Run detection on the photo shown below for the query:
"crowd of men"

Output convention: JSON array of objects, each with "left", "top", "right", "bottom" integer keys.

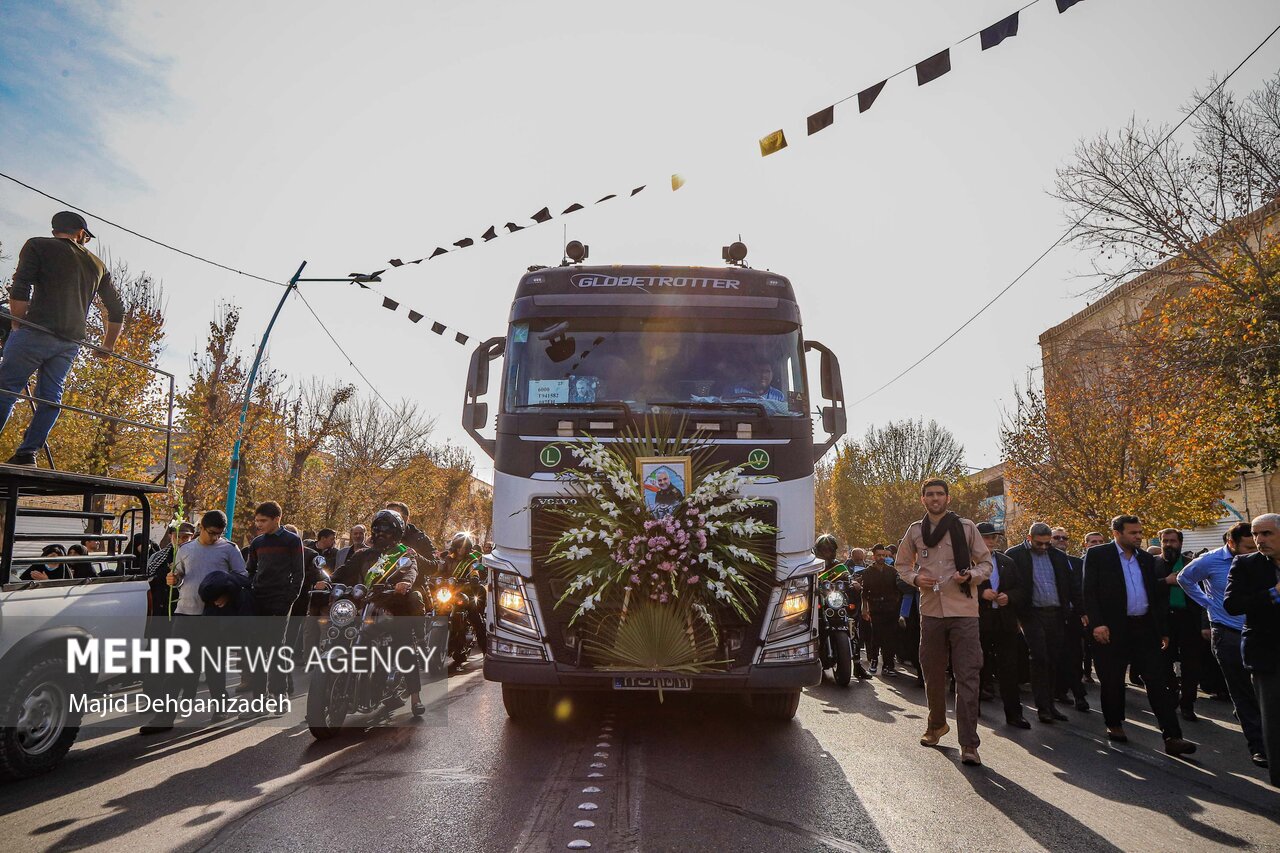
[
  {"left": 826, "top": 478, "right": 1278, "bottom": 782},
  {"left": 134, "top": 498, "right": 487, "bottom": 735}
]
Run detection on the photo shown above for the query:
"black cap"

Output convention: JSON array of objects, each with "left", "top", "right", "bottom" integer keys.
[
  {"left": 976, "top": 521, "right": 998, "bottom": 535},
  {"left": 51, "top": 210, "right": 94, "bottom": 238}
]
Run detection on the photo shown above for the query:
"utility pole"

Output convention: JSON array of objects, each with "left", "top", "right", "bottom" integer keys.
[{"left": 223, "top": 262, "right": 381, "bottom": 538}]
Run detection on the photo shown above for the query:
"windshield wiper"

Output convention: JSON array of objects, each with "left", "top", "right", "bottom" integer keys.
[
  {"left": 515, "top": 401, "right": 634, "bottom": 418},
  {"left": 648, "top": 400, "right": 770, "bottom": 419}
]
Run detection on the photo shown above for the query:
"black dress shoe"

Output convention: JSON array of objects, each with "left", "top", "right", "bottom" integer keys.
[
  {"left": 1006, "top": 716, "right": 1032, "bottom": 729},
  {"left": 1106, "top": 728, "right": 1128, "bottom": 742},
  {"left": 1164, "top": 737, "right": 1197, "bottom": 757},
  {"left": 4, "top": 451, "right": 36, "bottom": 466},
  {"left": 1181, "top": 707, "right": 1198, "bottom": 722},
  {"left": 138, "top": 721, "right": 174, "bottom": 736},
  {"left": 1251, "top": 753, "right": 1269, "bottom": 768},
  {"left": 1051, "top": 709, "right": 1069, "bottom": 722},
  {"left": 1038, "top": 711, "right": 1057, "bottom": 724},
  {"left": 1075, "top": 697, "right": 1090, "bottom": 712},
  {"left": 411, "top": 697, "right": 426, "bottom": 717}
]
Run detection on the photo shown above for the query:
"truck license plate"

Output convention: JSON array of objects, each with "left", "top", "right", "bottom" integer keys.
[{"left": 613, "top": 675, "right": 692, "bottom": 692}]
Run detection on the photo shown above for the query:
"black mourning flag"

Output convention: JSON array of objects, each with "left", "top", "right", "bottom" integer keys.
[
  {"left": 382, "top": 297, "right": 399, "bottom": 311},
  {"left": 480, "top": 225, "right": 498, "bottom": 242},
  {"left": 596, "top": 194, "right": 617, "bottom": 203},
  {"left": 407, "top": 310, "right": 423, "bottom": 323},
  {"left": 980, "top": 12, "right": 1019, "bottom": 50},
  {"left": 857, "top": 80, "right": 886, "bottom": 113},
  {"left": 531, "top": 207, "right": 552, "bottom": 223},
  {"left": 455, "top": 332, "right": 469, "bottom": 345},
  {"left": 916, "top": 49, "right": 951, "bottom": 86},
  {"left": 807, "top": 105, "right": 835, "bottom": 135},
  {"left": 630, "top": 186, "right": 646, "bottom": 196},
  {"left": 1056, "top": 0, "right": 1083, "bottom": 12},
  {"left": 453, "top": 237, "right": 474, "bottom": 249},
  {"left": 429, "top": 247, "right": 449, "bottom": 258},
  {"left": 504, "top": 222, "right": 525, "bottom": 233},
  {"left": 431, "top": 322, "right": 446, "bottom": 335},
  {"left": 562, "top": 203, "right": 584, "bottom": 214},
  {"left": 389, "top": 258, "right": 404, "bottom": 267}
]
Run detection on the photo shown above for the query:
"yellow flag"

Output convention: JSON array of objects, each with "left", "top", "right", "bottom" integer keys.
[
  {"left": 758, "top": 129, "right": 788, "bottom": 157},
  {"left": 671, "top": 174, "right": 686, "bottom": 191}
]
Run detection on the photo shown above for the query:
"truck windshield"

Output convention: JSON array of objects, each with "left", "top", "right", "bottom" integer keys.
[{"left": 504, "top": 319, "right": 806, "bottom": 417}]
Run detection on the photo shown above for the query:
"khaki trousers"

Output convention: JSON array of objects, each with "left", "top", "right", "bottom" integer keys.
[{"left": 920, "top": 615, "right": 983, "bottom": 748}]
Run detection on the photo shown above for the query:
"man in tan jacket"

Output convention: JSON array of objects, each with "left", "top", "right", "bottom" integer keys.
[{"left": 896, "top": 478, "right": 992, "bottom": 766}]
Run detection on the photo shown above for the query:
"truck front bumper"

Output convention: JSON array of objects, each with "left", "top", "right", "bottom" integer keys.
[{"left": 483, "top": 657, "right": 820, "bottom": 692}]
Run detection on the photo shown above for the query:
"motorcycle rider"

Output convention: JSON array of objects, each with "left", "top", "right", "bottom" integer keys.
[
  {"left": 443, "top": 531, "right": 488, "bottom": 655},
  {"left": 814, "top": 534, "right": 870, "bottom": 680},
  {"left": 325, "top": 509, "right": 427, "bottom": 715}
]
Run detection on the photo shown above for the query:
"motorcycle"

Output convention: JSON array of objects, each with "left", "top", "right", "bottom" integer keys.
[
  {"left": 429, "top": 575, "right": 481, "bottom": 667},
  {"left": 817, "top": 578, "right": 855, "bottom": 686},
  {"left": 306, "top": 565, "right": 426, "bottom": 739}
]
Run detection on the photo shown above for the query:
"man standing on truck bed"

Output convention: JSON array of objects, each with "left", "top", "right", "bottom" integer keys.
[{"left": 0, "top": 211, "right": 125, "bottom": 465}]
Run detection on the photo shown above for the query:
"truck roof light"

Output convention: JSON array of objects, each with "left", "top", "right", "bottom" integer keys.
[
  {"left": 722, "top": 241, "right": 748, "bottom": 266},
  {"left": 565, "top": 240, "right": 589, "bottom": 264}
]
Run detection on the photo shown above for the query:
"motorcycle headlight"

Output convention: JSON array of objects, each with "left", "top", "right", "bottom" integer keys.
[
  {"left": 825, "top": 590, "right": 847, "bottom": 609},
  {"left": 435, "top": 587, "right": 453, "bottom": 605},
  {"left": 495, "top": 570, "right": 536, "bottom": 635},
  {"left": 329, "top": 598, "right": 358, "bottom": 628}
]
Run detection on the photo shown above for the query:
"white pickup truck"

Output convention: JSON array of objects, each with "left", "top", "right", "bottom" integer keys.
[
  {"left": 0, "top": 467, "right": 159, "bottom": 781},
  {"left": 0, "top": 575, "right": 150, "bottom": 779}
]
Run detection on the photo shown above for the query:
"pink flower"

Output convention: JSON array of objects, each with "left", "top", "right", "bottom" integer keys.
[
  {"left": 630, "top": 574, "right": 640, "bottom": 584},
  {"left": 687, "top": 575, "right": 700, "bottom": 584},
  {"left": 659, "top": 593, "right": 669, "bottom": 603}
]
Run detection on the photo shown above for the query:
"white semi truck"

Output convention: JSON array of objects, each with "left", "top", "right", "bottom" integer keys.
[{"left": 462, "top": 243, "right": 847, "bottom": 721}]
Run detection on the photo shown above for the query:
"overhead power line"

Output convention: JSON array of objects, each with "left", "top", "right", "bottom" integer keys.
[
  {"left": 849, "top": 20, "right": 1280, "bottom": 407},
  {"left": 0, "top": 170, "right": 287, "bottom": 287}
]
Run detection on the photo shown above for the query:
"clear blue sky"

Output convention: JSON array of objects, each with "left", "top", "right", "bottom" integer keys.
[{"left": 2, "top": 0, "right": 1278, "bottom": 484}]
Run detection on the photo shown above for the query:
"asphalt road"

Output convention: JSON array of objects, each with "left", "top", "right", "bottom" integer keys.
[{"left": 2, "top": 658, "right": 1277, "bottom": 852}]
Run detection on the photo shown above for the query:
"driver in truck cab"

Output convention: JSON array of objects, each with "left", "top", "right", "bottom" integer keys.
[{"left": 324, "top": 509, "right": 427, "bottom": 715}]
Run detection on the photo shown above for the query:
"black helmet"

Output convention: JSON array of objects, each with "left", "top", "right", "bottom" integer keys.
[
  {"left": 448, "top": 531, "right": 476, "bottom": 557},
  {"left": 370, "top": 509, "right": 405, "bottom": 540},
  {"left": 814, "top": 534, "right": 839, "bottom": 560}
]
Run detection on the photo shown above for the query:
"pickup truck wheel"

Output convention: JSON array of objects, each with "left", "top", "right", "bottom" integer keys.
[
  {"left": 750, "top": 689, "right": 801, "bottom": 721},
  {"left": 0, "top": 655, "right": 82, "bottom": 780},
  {"left": 501, "top": 685, "right": 549, "bottom": 722}
]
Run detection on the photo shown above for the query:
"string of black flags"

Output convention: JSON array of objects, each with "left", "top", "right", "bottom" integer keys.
[{"left": 345, "top": 0, "right": 1090, "bottom": 338}]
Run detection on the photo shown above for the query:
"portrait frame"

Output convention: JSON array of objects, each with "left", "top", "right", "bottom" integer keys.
[{"left": 635, "top": 455, "right": 692, "bottom": 518}]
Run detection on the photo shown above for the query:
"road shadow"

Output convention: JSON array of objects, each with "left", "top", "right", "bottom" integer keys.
[
  {"left": 991, "top": 684, "right": 1279, "bottom": 848},
  {"left": 600, "top": 692, "right": 891, "bottom": 852},
  {"left": 957, "top": 762, "right": 1126, "bottom": 853}
]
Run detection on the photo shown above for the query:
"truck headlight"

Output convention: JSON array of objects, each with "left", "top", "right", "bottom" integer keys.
[
  {"left": 767, "top": 576, "right": 813, "bottom": 642},
  {"left": 329, "top": 598, "right": 357, "bottom": 628},
  {"left": 495, "top": 571, "right": 536, "bottom": 634}
]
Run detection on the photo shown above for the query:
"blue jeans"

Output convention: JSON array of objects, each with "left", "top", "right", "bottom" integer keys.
[{"left": 0, "top": 328, "right": 81, "bottom": 454}]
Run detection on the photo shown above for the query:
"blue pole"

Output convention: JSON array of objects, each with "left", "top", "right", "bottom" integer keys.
[{"left": 223, "top": 261, "right": 307, "bottom": 539}]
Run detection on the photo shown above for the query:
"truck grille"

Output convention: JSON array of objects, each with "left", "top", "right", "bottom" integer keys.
[{"left": 529, "top": 495, "right": 777, "bottom": 667}]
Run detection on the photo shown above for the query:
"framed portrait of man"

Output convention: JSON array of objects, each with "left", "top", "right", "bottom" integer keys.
[{"left": 636, "top": 456, "right": 691, "bottom": 519}]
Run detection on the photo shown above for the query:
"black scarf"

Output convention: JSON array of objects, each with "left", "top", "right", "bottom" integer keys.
[{"left": 921, "top": 511, "right": 972, "bottom": 597}]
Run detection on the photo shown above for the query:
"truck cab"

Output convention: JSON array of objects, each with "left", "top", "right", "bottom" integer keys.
[{"left": 463, "top": 245, "right": 846, "bottom": 720}]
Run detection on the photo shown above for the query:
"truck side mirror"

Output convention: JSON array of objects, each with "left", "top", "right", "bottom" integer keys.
[
  {"left": 463, "top": 337, "right": 505, "bottom": 459},
  {"left": 804, "top": 340, "right": 847, "bottom": 461},
  {"left": 467, "top": 402, "right": 489, "bottom": 431}
]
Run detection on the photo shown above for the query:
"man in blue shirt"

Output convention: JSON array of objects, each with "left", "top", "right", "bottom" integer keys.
[
  {"left": 727, "top": 359, "right": 786, "bottom": 403},
  {"left": 1179, "top": 521, "right": 1266, "bottom": 767}
]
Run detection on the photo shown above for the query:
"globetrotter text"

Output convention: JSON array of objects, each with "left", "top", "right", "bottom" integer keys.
[{"left": 65, "top": 638, "right": 433, "bottom": 675}]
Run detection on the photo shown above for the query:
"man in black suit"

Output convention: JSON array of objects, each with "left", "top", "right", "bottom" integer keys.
[
  {"left": 1156, "top": 528, "right": 1204, "bottom": 721},
  {"left": 1052, "top": 526, "right": 1090, "bottom": 711},
  {"left": 1083, "top": 515, "right": 1196, "bottom": 756},
  {"left": 977, "top": 522, "right": 1029, "bottom": 729},
  {"left": 1007, "top": 522, "right": 1081, "bottom": 723},
  {"left": 1224, "top": 513, "right": 1280, "bottom": 786}
]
